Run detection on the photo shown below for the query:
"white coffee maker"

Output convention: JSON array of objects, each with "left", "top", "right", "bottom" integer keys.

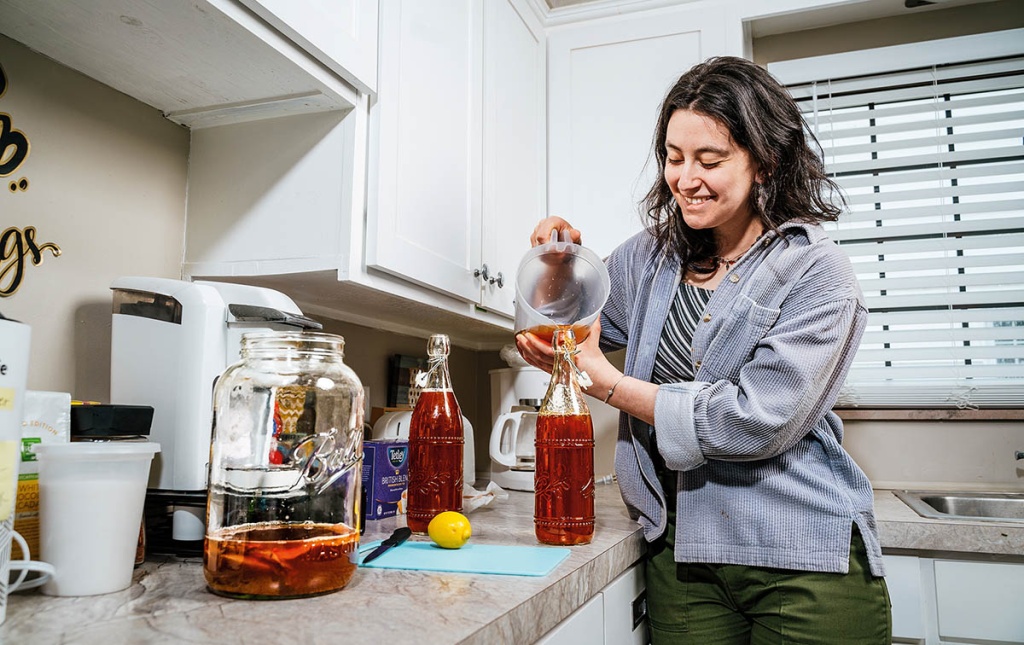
[
  {"left": 489, "top": 362, "right": 550, "bottom": 491},
  {"left": 109, "top": 277, "right": 320, "bottom": 549}
]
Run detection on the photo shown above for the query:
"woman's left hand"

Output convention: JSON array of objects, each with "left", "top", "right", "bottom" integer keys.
[
  {"left": 515, "top": 327, "right": 557, "bottom": 374},
  {"left": 515, "top": 319, "right": 616, "bottom": 387}
]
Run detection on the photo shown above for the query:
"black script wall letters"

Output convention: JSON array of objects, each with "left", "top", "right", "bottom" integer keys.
[{"left": 0, "top": 226, "right": 61, "bottom": 297}]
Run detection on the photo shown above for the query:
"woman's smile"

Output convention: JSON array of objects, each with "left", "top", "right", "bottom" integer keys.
[{"left": 663, "top": 108, "right": 759, "bottom": 233}]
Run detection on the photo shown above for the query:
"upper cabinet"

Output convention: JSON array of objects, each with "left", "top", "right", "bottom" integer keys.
[
  {"left": 238, "top": 0, "right": 379, "bottom": 95},
  {"left": 182, "top": 0, "right": 545, "bottom": 348},
  {"left": 367, "top": 0, "right": 483, "bottom": 304},
  {"left": 366, "top": 0, "right": 545, "bottom": 319},
  {"left": 0, "top": 0, "right": 765, "bottom": 347},
  {"left": 0, "top": 0, "right": 370, "bottom": 127},
  {"left": 479, "top": 0, "right": 546, "bottom": 317},
  {"left": 546, "top": 4, "right": 732, "bottom": 258}
]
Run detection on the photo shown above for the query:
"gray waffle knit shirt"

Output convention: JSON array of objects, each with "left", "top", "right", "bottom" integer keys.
[{"left": 600, "top": 221, "right": 885, "bottom": 576}]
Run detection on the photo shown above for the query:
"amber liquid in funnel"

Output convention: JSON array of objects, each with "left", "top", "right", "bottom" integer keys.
[{"left": 517, "top": 323, "right": 591, "bottom": 344}]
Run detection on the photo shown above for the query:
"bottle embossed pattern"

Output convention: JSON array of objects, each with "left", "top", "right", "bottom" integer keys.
[
  {"left": 204, "top": 331, "right": 364, "bottom": 599},
  {"left": 535, "top": 329, "right": 595, "bottom": 545},
  {"left": 406, "top": 334, "right": 464, "bottom": 534}
]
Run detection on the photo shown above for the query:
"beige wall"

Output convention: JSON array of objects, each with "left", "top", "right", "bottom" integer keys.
[
  {"left": 845, "top": 420, "right": 1024, "bottom": 492},
  {"left": 1, "top": 33, "right": 189, "bottom": 401},
  {"left": 753, "top": 0, "right": 1024, "bottom": 65}
]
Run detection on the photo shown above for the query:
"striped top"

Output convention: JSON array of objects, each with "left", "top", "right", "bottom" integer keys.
[{"left": 651, "top": 283, "right": 713, "bottom": 386}]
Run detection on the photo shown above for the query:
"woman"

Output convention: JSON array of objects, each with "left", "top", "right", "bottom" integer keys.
[{"left": 516, "top": 56, "right": 891, "bottom": 644}]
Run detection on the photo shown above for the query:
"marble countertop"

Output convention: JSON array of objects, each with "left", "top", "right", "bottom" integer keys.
[
  {"left": 1, "top": 484, "right": 645, "bottom": 645},
  {"left": 3, "top": 487, "right": 1021, "bottom": 644},
  {"left": 874, "top": 489, "right": 1024, "bottom": 558}
]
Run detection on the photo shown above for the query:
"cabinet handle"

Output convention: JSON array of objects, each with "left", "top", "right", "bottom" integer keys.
[{"left": 475, "top": 265, "right": 504, "bottom": 288}]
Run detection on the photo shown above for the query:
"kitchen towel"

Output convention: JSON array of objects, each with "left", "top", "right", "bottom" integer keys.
[{"left": 358, "top": 541, "right": 570, "bottom": 577}]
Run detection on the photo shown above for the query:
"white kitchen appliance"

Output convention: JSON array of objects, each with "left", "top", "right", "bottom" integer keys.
[
  {"left": 0, "top": 312, "right": 31, "bottom": 450},
  {"left": 0, "top": 312, "right": 31, "bottom": 626},
  {"left": 489, "top": 403, "right": 539, "bottom": 492},
  {"left": 109, "top": 277, "right": 320, "bottom": 546},
  {"left": 371, "top": 410, "right": 476, "bottom": 486},
  {"left": 489, "top": 366, "right": 550, "bottom": 491}
]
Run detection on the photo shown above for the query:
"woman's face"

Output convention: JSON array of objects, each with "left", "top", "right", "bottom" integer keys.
[{"left": 663, "top": 109, "right": 760, "bottom": 234}]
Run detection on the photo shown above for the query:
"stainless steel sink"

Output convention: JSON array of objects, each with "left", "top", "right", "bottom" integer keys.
[{"left": 895, "top": 490, "right": 1024, "bottom": 523}]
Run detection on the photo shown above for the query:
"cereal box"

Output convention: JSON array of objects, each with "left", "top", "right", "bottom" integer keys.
[{"left": 14, "top": 391, "right": 70, "bottom": 560}]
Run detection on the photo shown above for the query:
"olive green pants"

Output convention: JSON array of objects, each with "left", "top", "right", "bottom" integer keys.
[{"left": 645, "top": 521, "right": 892, "bottom": 645}]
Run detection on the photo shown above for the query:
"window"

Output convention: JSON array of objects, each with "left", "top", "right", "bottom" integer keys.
[{"left": 770, "top": 30, "right": 1024, "bottom": 408}]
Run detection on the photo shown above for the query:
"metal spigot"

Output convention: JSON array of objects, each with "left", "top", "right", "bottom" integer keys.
[{"left": 1016, "top": 450, "right": 1024, "bottom": 461}]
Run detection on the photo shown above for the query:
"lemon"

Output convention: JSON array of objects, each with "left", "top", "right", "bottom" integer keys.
[{"left": 427, "top": 511, "right": 472, "bottom": 549}]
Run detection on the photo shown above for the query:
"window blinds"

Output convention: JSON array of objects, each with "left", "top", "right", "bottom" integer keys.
[{"left": 773, "top": 38, "right": 1024, "bottom": 408}]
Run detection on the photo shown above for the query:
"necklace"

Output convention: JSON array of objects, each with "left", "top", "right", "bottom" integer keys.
[
  {"left": 692, "top": 231, "right": 765, "bottom": 274},
  {"left": 716, "top": 232, "right": 765, "bottom": 268}
]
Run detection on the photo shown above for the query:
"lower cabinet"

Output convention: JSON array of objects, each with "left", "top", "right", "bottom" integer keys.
[
  {"left": 886, "top": 554, "right": 928, "bottom": 643},
  {"left": 537, "top": 593, "right": 605, "bottom": 645},
  {"left": 934, "top": 559, "right": 1024, "bottom": 643},
  {"left": 885, "top": 553, "right": 1024, "bottom": 644},
  {"left": 539, "top": 554, "right": 1024, "bottom": 644},
  {"left": 537, "top": 561, "right": 649, "bottom": 645}
]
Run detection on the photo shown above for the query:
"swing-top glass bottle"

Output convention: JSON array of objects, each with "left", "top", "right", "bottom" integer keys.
[
  {"left": 534, "top": 328, "right": 595, "bottom": 545},
  {"left": 406, "top": 334, "right": 464, "bottom": 533}
]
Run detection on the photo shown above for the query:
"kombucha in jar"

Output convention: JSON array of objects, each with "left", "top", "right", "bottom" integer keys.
[
  {"left": 406, "top": 334, "right": 464, "bottom": 534},
  {"left": 534, "top": 328, "right": 595, "bottom": 546},
  {"left": 204, "top": 331, "right": 365, "bottom": 599}
]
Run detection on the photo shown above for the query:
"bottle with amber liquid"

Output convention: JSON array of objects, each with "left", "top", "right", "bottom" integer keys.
[
  {"left": 406, "top": 334, "right": 464, "bottom": 534},
  {"left": 535, "top": 328, "right": 595, "bottom": 545}
]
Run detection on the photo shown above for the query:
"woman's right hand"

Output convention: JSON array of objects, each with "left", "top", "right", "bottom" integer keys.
[{"left": 530, "top": 216, "right": 582, "bottom": 247}]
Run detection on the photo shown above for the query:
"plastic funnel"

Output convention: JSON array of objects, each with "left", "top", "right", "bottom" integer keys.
[{"left": 514, "top": 232, "right": 610, "bottom": 342}]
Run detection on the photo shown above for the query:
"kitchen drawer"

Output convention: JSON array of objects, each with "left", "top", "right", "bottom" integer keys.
[
  {"left": 934, "top": 559, "right": 1024, "bottom": 643},
  {"left": 536, "top": 592, "right": 604, "bottom": 645},
  {"left": 601, "top": 561, "right": 648, "bottom": 645},
  {"left": 883, "top": 554, "right": 926, "bottom": 642}
]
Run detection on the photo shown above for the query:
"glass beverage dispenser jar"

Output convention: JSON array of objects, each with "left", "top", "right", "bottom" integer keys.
[{"left": 204, "top": 331, "right": 364, "bottom": 599}]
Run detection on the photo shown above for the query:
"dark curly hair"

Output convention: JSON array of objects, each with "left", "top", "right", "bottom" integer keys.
[{"left": 642, "top": 56, "right": 844, "bottom": 269}]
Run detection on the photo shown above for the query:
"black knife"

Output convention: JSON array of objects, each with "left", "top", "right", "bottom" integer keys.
[{"left": 361, "top": 526, "right": 412, "bottom": 564}]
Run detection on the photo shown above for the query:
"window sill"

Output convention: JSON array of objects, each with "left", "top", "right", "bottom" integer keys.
[{"left": 834, "top": 408, "right": 1024, "bottom": 422}]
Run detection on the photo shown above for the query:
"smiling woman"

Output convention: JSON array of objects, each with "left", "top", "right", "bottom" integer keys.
[
  {"left": 516, "top": 56, "right": 891, "bottom": 645},
  {"left": 662, "top": 110, "right": 762, "bottom": 290}
]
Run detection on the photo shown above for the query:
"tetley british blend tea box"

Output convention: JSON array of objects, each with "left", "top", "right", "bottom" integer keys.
[{"left": 362, "top": 439, "right": 408, "bottom": 521}]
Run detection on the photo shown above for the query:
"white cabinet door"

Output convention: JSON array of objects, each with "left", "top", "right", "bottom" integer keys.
[
  {"left": 882, "top": 554, "right": 926, "bottom": 642},
  {"left": 536, "top": 592, "right": 605, "bottom": 645},
  {"left": 185, "top": 108, "right": 359, "bottom": 277},
  {"left": 478, "top": 0, "right": 546, "bottom": 317},
  {"left": 547, "top": 6, "right": 731, "bottom": 259},
  {"left": 239, "top": 0, "right": 380, "bottom": 94},
  {"left": 367, "top": 0, "right": 483, "bottom": 303},
  {"left": 934, "top": 559, "right": 1024, "bottom": 643},
  {"left": 601, "top": 561, "right": 649, "bottom": 645}
]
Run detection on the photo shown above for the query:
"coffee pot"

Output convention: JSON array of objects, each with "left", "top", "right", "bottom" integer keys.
[{"left": 489, "top": 399, "right": 540, "bottom": 491}]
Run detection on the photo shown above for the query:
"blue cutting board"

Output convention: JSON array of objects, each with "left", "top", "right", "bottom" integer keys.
[{"left": 359, "top": 541, "right": 571, "bottom": 577}]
